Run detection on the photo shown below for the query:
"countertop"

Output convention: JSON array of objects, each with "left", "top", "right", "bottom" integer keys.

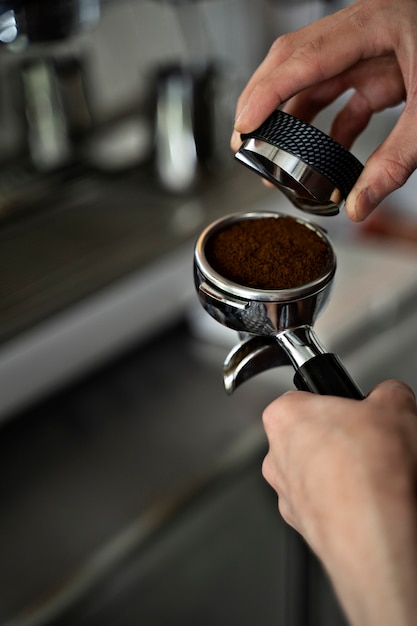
[{"left": 0, "top": 319, "right": 278, "bottom": 626}]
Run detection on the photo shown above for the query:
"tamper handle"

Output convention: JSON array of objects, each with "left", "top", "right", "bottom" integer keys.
[{"left": 293, "top": 353, "right": 365, "bottom": 399}]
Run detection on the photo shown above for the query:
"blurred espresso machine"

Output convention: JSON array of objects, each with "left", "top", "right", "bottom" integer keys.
[
  {"left": 0, "top": 0, "right": 231, "bottom": 184},
  {"left": 0, "top": 0, "right": 101, "bottom": 175},
  {"left": 0, "top": 0, "right": 101, "bottom": 43}
]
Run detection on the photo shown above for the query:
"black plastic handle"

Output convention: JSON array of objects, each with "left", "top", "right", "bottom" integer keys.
[{"left": 293, "top": 353, "right": 364, "bottom": 399}]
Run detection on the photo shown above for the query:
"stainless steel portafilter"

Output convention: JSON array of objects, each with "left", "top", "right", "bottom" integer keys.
[
  {"left": 235, "top": 110, "right": 364, "bottom": 216},
  {"left": 194, "top": 212, "right": 364, "bottom": 399}
]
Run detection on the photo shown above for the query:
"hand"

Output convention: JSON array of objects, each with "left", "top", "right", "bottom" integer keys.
[
  {"left": 262, "top": 379, "right": 417, "bottom": 626},
  {"left": 231, "top": 0, "right": 417, "bottom": 222}
]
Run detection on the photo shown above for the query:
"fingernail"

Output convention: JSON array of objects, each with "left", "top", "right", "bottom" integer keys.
[
  {"left": 355, "top": 188, "right": 378, "bottom": 221},
  {"left": 230, "top": 129, "right": 241, "bottom": 151},
  {"left": 234, "top": 104, "right": 247, "bottom": 130}
]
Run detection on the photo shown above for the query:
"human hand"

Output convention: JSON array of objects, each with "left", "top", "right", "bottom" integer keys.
[
  {"left": 231, "top": 0, "right": 417, "bottom": 222},
  {"left": 262, "top": 379, "right": 417, "bottom": 626}
]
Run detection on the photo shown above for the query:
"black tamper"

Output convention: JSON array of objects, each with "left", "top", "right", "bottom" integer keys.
[{"left": 235, "top": 109, "right": 364, "bottom": 216}]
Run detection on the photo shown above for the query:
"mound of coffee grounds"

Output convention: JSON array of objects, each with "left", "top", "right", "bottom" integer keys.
[{"left": 205, "top": 216, "right": 331, "bottom": 290}]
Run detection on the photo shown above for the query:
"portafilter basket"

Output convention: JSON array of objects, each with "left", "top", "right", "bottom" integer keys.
[
  {"left": 194, "top": 212, "right": 364, "bottom": 399},
  {"left": 235, "top": 110, "right": 364, "bottom": 216}
]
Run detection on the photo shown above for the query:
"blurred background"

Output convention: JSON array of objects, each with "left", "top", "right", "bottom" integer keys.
[{"left": 1, "top": 1, "right": 417, "bottom": 625}]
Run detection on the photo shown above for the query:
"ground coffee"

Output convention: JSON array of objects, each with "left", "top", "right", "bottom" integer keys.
[{"left": 205, "top": 216, "right": 331, "bottom": 290}]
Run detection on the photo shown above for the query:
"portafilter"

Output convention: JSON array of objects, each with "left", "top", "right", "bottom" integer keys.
[{"left": 194, "top": 211, "right": 364, "bottom": 399}]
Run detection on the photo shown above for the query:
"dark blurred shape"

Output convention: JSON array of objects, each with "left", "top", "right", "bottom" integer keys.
[{"left": 0, "top": 0, "right": 100, "bottom": 43}]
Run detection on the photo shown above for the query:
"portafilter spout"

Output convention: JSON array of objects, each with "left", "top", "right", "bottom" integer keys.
[{"left": 194, "top": 212, "right": 364, "bottom": 399}]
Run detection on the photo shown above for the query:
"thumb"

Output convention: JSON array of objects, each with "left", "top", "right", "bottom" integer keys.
[
  {"left": 367, "top": 379, "right": 416, "bottom": 406},
  {"left": 346, "top": 106, "right": 417, "bottom": 221}
]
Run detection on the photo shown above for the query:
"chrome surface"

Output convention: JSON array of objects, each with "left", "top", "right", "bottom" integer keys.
[
  {"left": 155, "top": 69, "right": 198, "bottom": 193},
  {"left": 222, "top": 325, "right": 328, "bottom": 394},
  {"left": 223, "top": 335, "right": 291, "bottom": 394},
  {"left": 195, "top": 211, "right": 336, "bottom": 306},
  {"left": 194, "top": 211, "right": 336, "bottom": 335},
  {"left": 235, "top": 138, "right": 342, "bottom": 216},
  {"left": 277, "top": 325, "right": 327, "bottom": 369}
]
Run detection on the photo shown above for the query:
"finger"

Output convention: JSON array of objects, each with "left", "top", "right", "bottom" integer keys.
[
  {"left": 230, "top": 128, "right": 241, "bottom": 152},
  {"left": 329, "top": 90, "right": 374, "bottom": 149},
  {"left": 234, "top": 4, "right": 384, "bottom": 133},
  {"left": 262, "top": 453, "right": 297, "bottom": 528},
  {"left": 277, "top": 496, "right": 297, "bottom": 529},
  {"left": 234, "top": 7, "right": 349, "bottom": 123},
  {"left": 346, "top": 104, "right": 417, "bottom": 221},
  {"left": 367, "top": 379, "right": 416, "bottom": 406},
  {"left": 282, "top": 79, "right": 347, "bottom": 123},
  {"left": 329, "top": 56, "right": 405, "bottom": 147},
  {"left": 262, "top": 451, "right": 278, "bottom": 490},
  {"left": 285, "top": 56, "right": 404, "bottom": 145},
  {"left": 262, "top": 390, "right": 304, "bottom": 435},
  {"left": 282, "top": 70, "right": 373, "bottom": 131}
]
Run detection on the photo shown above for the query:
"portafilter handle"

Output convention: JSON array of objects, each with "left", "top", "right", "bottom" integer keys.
[
  {"left": 225, "top": 326, "right": 364, "bottom": 400},
  {"left": 293, "top": 352, "right": 364, "bottom": 398},
  {"left": 279, "top": 325, "right": 364, "bottom": 398}
]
